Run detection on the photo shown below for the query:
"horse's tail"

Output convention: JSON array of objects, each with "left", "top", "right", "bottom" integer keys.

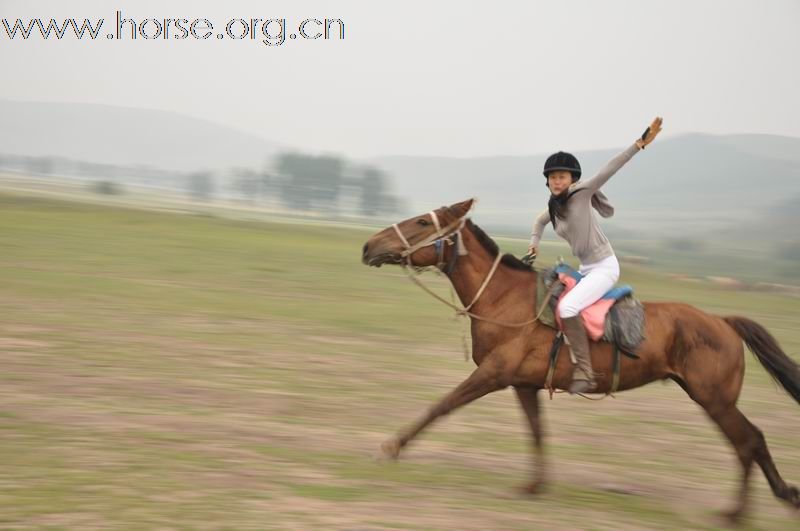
[{"left": 724, "top": 316, "right": 800, "bottom": 405}]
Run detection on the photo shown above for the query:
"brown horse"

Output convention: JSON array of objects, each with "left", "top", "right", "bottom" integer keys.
[{"left": 361, "top": 198, "right": 800, "bottom": 522}]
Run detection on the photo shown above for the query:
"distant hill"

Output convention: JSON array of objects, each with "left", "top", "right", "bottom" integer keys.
[
  {"left": 716, "top": 194, "right": 800, "bottom": 243},
  {"left": 0, "top": 99, "right": 282, "bottom": 172},
  {"left": 368, "top": 133, "right": 800, "bottom": 239},
  {"left": 2, "top": 99, "right": 798, "bottom": 243}
]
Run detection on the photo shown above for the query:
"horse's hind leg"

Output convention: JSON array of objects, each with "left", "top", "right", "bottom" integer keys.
[
  {"left": 702, "top": 405, "right": 762, "bottom": 522},
  {"left": 678, "top": 329, "right": 799, "bottom": 521},
  {"left": 677, "top": 359, "right": 759, "bottom": 520},
  {"left": 747, "top": 418, "right": 800, "bottom": 511},
  {"left": 672, "top": 317, "right": 797, "bottom": 521},
  {"left": 700, "top": 403, "right": 798, "bottom": 521},
  {"left": 513, "top": 386, "right": 546, "bottom": 494}
]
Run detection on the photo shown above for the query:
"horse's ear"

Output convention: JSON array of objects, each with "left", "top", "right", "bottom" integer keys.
[{"left": 449, "top": 198, "right": 476, "bottom": 218}]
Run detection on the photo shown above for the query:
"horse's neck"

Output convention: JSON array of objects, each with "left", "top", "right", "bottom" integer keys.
[{"left": 445, "top": 228, "right": 536, "bottom": 314}]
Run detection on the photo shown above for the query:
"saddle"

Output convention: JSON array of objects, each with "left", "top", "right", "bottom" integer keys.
[
  {"left": 535, "top": 262, "right": 646, "bottom": 397},
  {"left": 536, "top": 262, "right": 646, "bottom": 355}
]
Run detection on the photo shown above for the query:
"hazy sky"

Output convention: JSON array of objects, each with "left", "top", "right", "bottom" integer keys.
[{"left": 1, "top": 0, "right": 798, "bottom": 158}]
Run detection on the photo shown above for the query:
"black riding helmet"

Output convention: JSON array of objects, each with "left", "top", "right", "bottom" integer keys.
[{"left": 543, "top": 151, "right": 581, "bottom": 187}]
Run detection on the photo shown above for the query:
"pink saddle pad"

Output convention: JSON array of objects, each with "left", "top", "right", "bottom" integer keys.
[{"left": 554, "top": 272, "right": 614, "bottom": 341}]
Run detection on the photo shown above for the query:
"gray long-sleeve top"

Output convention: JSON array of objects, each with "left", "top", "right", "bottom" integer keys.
[{"left": 529, "top": 143, "right": 641, "bottom": 264}]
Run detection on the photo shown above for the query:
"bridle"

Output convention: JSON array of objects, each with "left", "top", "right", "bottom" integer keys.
[
  {"left": 392, "top": 209, "right": 469, "bottom": 274},
  {"left": 391, "top": 209, "right": 542, "bottom": 330}
]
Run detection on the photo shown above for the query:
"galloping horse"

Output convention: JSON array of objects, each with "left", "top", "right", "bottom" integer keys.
[{"left": 361, "top": 198, "right": 800, "bottom": 522}]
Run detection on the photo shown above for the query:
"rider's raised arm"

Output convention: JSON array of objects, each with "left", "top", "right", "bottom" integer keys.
[
  {"left": 529, "top": 208, "right": 550, "bottom": 249},
  {"left": 580, "top": 117, "right": 663, "bottom": 192},
  {"left": 578, "top": 143, "right": 640, "bottom": 192}
]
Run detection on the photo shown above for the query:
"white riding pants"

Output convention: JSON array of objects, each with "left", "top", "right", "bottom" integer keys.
[{"left": 558, "top": 254, "right": 620, "bottom": 319}]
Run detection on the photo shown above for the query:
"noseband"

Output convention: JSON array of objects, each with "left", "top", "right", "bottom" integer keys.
[{"left": 391, "top": 210, "right": 468, "bottom": 274}]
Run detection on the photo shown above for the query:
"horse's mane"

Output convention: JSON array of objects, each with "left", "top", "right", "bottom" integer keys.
[{"left": 464, "top": 218, "right": 533, "bottom": 272}]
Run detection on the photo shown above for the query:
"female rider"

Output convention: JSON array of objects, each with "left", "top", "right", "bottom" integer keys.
[{"left": 525, "top": 117, "right": 663, "bottom": 394}]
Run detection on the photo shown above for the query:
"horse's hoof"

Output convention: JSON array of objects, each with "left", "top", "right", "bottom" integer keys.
[
  {"left": 517, "top": 481, "right": 547, "bottom": 496},
  {"left": 786, "top": 485, "right": 800, "bottom": 509},
  {"left": 379, "top": 437, "right": 401, "bottom": 461},
  {"left": 717, "top": 507, "right": 745, "bottom": 527}
]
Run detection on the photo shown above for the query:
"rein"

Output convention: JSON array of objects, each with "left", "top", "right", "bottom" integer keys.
[
  {"left": 394, "top": 210, "right": 544, "bottom": 330},
  {"left": 392, "top": 210, "right": 605, "bottom": 399}
]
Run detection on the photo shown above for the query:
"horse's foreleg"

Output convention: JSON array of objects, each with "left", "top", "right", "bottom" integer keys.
[
  {"left": 381, "top": 364, "right": 505, "bottom": 459},
  {"left": 513, "top": 385, "right": 547, "bottom": 494}
]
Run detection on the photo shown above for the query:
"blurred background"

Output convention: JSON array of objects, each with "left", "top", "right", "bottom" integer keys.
[{"left": 1, "top": 0, "right": 799, "bottom": 528}]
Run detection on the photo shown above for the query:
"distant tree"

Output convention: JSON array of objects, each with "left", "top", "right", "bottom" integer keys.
[
  {"left": 26, "top": 156, "right": 54, "bottom": 176},
  {"left": 355, "top": 165, "right": 403, "bottom": 217},
  {"left": 91, "top": 180, "right": 123, "bottom": 195},
  {"left": 663, "top": 237, "right": 703, "bottom": 253},
  {"left": 188, "top": 171, "right": 214, "bottom": 202},
  {"left": 231, "top": 168, "right": 261, "bottom": 204},
  {"left": 275, "top": 152, "right": 344, "bottom": 211},
  {"left": 382, "top": 194, "right": 403, "bottom": 215},
  {"left": 778, "top": 241, "right": 800, "bottom": 262},
  {"left": 360, "top": 167, "right": 387, "bottom": 216},
  {"left": 275, "top": 153, "right": 309, "bottom": 210},
  {"left": 260, "top": 172, "right": 274, "bottom": 200}
]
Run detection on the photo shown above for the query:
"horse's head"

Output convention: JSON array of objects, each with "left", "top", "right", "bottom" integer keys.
[{"left": 362, "top": 198, "right": 475, "bottom": 268}]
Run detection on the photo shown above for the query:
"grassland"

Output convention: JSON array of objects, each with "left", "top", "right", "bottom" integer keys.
[{"left": 1, "top": 192, "right": 798, "bottom": 529}]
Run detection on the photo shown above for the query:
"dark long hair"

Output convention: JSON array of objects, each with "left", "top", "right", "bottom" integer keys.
[{"left": 547, "top": 189, "right": 585, "bottom": 228}]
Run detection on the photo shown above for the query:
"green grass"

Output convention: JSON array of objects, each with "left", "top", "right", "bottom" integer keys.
[{"left": 0, "top": 191, "right": 798, "bottom": 529}]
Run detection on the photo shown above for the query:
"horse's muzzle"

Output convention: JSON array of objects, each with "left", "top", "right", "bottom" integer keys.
[
  {"left": 362, "top": 242, "right": 400, "bottom": 267},
  {"left": 365, "top": 252, "right": 402, "bottom": 267}
]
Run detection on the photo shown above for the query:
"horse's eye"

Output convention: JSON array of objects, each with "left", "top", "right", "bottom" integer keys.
[{"left": 417, "top": 219, "right": 429, "bottom": 226}]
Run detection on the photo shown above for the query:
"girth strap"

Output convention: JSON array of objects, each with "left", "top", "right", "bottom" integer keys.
[
  {"left": 610, "top": 343, "right": 621, "bottom": 395},
  {"left": 545, "top": 331, "right": 563, "bottom": 399}
]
